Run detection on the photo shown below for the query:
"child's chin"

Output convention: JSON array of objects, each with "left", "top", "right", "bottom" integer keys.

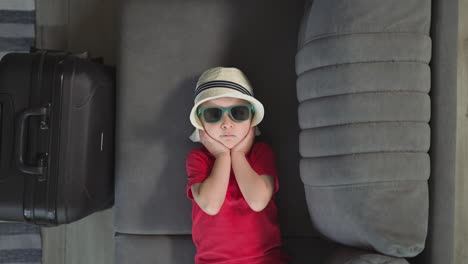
[{"left": 221, "top": 140, "right": 238, "bottom": 149}]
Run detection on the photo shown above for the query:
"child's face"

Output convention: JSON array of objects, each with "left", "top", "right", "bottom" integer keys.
[{"left": 198, "top": 97, "right": 253, "bottom": 149}]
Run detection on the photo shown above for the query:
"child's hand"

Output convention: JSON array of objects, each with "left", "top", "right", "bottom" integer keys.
[
  {"left": 199, "top": 129, "right": 230, "bottom": 158},
  {"left": 231, "top": 127, "right": 255, "bottom": 154}
]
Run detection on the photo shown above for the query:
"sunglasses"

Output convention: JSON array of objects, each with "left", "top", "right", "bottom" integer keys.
[{"left": 197, "top": 104, "right": 255, "bottom": 124}]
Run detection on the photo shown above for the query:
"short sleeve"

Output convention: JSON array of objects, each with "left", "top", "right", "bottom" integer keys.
[
  {"left": 250, "top": 142, "right": 279, "bottom": 194},
  {"left": 186, "top": 149, "right": 212, "bottom": 200}
]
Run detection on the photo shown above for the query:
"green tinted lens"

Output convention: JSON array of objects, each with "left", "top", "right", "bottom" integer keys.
[
  {"left": 230, "top": 105, "right": 251, "bottom": 121},
  {"left": 198, "top": 104, "right": 252, "bottom": 124},
  {"left": 203, "top": 108, "right": 222, "bottom": 123}
]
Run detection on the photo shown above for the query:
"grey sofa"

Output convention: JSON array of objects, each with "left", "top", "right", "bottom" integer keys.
[{"left": 113, "top": 0, "right": 459, "bottom": 263}]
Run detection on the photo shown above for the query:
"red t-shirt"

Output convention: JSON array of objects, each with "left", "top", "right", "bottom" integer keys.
[{"left": 186, "top": 141, "right": 292, "bottom": 264}]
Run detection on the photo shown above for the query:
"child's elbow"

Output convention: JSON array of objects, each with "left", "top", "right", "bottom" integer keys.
[
  {"left": 249, "top": 191, "right": 272, "bottom": 212},
  {"left": 203, "top": 205, "right": 220, "bottom": 216},
  {"left": 196, "top": 197, "right": 221, "bottom": 215},
  {"left": 249, "top": 201, "right": 268, "bottom": 212}
]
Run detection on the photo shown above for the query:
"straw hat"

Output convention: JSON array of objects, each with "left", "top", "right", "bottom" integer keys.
[{"left": 189, "top": 67, "right": 264, "bottom": 142}]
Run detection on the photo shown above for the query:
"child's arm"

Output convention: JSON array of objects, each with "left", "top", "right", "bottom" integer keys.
[
  {"left": 192, "top": 152, "right": 231, "bottom": 216},
  {"left": 231, "top": 127, "right": 274, "bottom": 212},
  {"left": 192, "top": 130, "right": 231, "bottom": 216},
  {"left": 231, "top": 152, "right": 274, "bottom": 212}
]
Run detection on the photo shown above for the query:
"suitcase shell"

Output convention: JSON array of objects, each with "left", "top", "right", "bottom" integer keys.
[{"left": 0, "top": 50, "right": 115, "bottom": 226}]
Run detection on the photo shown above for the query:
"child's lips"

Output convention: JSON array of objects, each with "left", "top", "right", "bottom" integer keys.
[{"left": 221, "top": 134, "right": 236, "bottom": 138}]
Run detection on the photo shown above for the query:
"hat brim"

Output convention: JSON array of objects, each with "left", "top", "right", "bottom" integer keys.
[{"left": 189, "top": 88, "right": 265, "bottom": 131}]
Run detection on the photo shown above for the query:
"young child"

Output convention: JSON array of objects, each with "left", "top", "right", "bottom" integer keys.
[{"left": 186, "top": 67, "right": 292, "bottom": 264}]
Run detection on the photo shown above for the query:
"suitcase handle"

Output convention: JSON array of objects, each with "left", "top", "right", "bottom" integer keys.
[{"left": 16, "top": 107, "right": 48, "bottom": 175}]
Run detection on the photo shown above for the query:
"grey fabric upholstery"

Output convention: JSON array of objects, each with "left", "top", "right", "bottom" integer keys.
[
  {"left": 304, "top": 181, "right": 428, "bottom": 256},
  {"left": 112, "top": 0, "right": 444, "bottom": 263},
  {"left": 296, "top": 0, "right": 431, "bottom": 258},
  {"left": 298, "top": 0, "right": 430, "bottom": 43},
  {"left": 300, "top": 123, "right": 430, "bottom": 157},
  {"left": 300, "top": 153, "right": 429, "bottom": 187},
  {"left": 296, "top": 33, "right": 431, "bottom": 73},
  {"left": 114, "top": 0, "right": 342, "bottom": 263},
  {"left": 298, "top": 93, "right": 430, "bottom": 129},
  {"left": 115, "top": 234, "right": 339, "bottom": 264},
  {"left": 413, "top": 0, "right": 459, "bottom": 263},
  {"left": 296, "top": 62, "right": 430, "bottom": 101},
  {"left": 324, "top": 245, "right": 410, "bottom": 264},
  {"left": 114, "top": 0, "right": 311, "bottom": 237},
  {"left": 115, "top": 235, "right": 196, "bottom": 264},
  {"left": 114, "top": 234, "right": 411, "bottom": 264}
]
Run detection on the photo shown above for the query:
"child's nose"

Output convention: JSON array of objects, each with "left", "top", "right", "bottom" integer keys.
[{"left": 221, "top": 112, "right": 234, "bottom": 128}]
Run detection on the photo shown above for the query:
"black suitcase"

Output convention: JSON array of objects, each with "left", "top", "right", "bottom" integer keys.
[{"left": 0, "top": 49, "right": 115, "bottom": 226}]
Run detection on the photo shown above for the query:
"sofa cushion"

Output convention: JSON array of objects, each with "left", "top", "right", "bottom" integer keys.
[
  {"left": 296, "top": 62, "right": 430, "bottom": 102},
  {"left": 296, "top": 33, "right": 431, "bottom": 74},
  {"left": 298, "top": 92, "right": 430, "bottom": 129},
  {"left": 300, "top": 122, "right": 430, "bottom": 158},
  {"left": 296, "top": 0, "right": 431, "bottom": 258},
  {"left": 298, "top": 0, "right": 430, "bottom": 46},
  {"left": 324, "top": 245, "right": 410, "bottom": 264},
  {"left": 114, "top": 0, "right": 316, "bottom": 239},
  {"left": 115, "top": 234, "right": 339, "bottom": 264}
]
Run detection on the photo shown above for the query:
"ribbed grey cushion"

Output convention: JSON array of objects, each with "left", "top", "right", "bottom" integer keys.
[
  {"left": 305, "top": 181, "right": 428, "bottom": 256},
  {"left": 298, "top": 93, "right": 430, "bottom": 129},
  {"left": 296, "top": 0, "right": 431, "bottom": 258},
  {"left": 324, "top": 245, "right": 410, "bottom": 264},
  {"left": 296, "top": 62, "right": 430, "bottom": 101},
  {"left": 296, "top": 33, "right": 431, "bottom": 74},
  {"left": 300, "top": 122, "right": 430, "bottom": 158},
  {"left": 299, "top": 0, "right": 430, "bottom": 46},
  {"left": 300, "top": 153, "right": 430, "bottom": 187}
]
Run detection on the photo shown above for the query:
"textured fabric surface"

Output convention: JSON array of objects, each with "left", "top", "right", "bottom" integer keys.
[
  {"left": 324, "top": 245, "right": 410, "bottom": 264},
  {"left": 0, "top": 1, "right": 40, "bottom": 263},
  {"left": 300, "top": 152, "right": 430, "bottom": 187},
  {"left": 305, "top": 182, "right": 428, "bottom": 257},
  {"left": 298, "top": 92, "right": 430, "bottom": 129},
  {"left": 0, "top": 222, "right": 41, "bottom": 263},
  {"left": 300, "top": 122, "right": 430, "bottom": 158},
  {"left": 296, "top": 33, "right": 431, "bottom": 74},
  {"left": 0, "top": 0, "right": 35, "bottom": 60},
  {"left": 296, "top": 0, "right": 431, "bottom": 258},
  {"left": 114, "top": 234, "right": 340, "bottom": 264},
  {"left": 413, "top": 0, "right": 459, "bottom": 263},
  {"left": 115, "top": 0, "right": 436, "bottom": 262},
  {"left": 298, "top": 0, "right": 430, "bottom": 45},
  {"left": 114, "top": 0, "right": 313, "bottom": 239},
  {"left": 296, "top": 62, "right": 430, "bottom": 101}
]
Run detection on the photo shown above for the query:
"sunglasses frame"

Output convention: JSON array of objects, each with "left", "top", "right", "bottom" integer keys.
[{"left": 197, "top": 104, "right": 255, "bottom": 124}]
